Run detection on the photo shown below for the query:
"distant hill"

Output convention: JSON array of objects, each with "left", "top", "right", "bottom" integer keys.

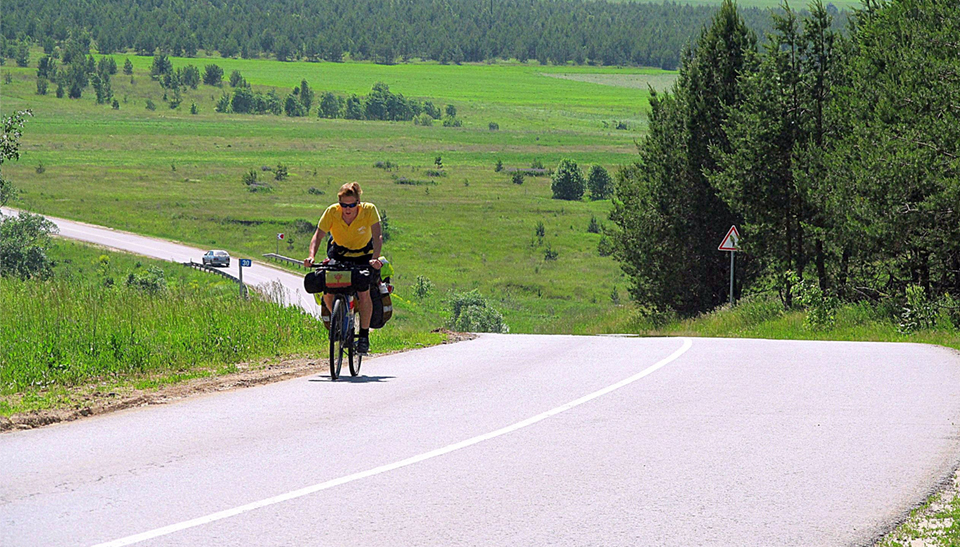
[{"left": 3, "top": 0, "right": 847, "bottom": 69}]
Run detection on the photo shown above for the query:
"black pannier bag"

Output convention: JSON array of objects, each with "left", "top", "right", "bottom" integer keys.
[{"left": 303, "top": 266, "right": 360, "bottom": 295}]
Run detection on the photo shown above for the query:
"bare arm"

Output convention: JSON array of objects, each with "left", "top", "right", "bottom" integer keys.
[
  {"left": 369, "top": 222, "right": 383, "bottom": 269},
  {"left": 304, "top": 227, "right": 327, "bottom": 267}
]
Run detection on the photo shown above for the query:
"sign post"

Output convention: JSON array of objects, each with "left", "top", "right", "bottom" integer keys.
[
  {"left": 239, "top": 258, "right": 252, "bottom": 298},
  {"left": 718, "top": 226, "right": 741, "bottom": 306},
  {"left": 276, "top": 233, "right": 284, "bottom": 255}
]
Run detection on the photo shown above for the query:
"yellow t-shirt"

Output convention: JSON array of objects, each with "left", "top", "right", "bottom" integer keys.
[{"left": 318, "top": 202, "right": 381, "bottom": 254}]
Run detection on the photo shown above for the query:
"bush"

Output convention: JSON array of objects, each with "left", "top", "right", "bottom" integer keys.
[
  {"left": 274, "top": 163, "right": 288, "bottom": 181},
  {"left": 0, "top": 211, "right": 58, "bottom": 280},
  {"left": 36, "top": 77, "right": 48, "bottom": 95},
  {"left": 488, "top": 122, "right": 499, "bottom": 131},
  {"left": 447, "top": 290, "right": 509, "bottom": 333},
  {"left": 796, "top": 280, "right": 839, "bottom": 330},
  {"left": 414, "top": 275, "right": 433, "bottom": 299},
  {"left": 441, "top": 115, "right": 462, "bottom": 127},
  {"left": 544, "top": 245, "right": 558, "bottom": 261},
  {"left": 413, "top": 112, "right": 434, "bottom": 126},
  {"left": 190, "top": 102, "right": 199, "bottom": 115},
  {"left": 145, "top": 99, "right": 156, "bottom": 111},
  {"left": 587, "top": 215, "right": 600, "bottom": 233},
  {"left": 494, "top": 159, "right": 503, "bottom": 172},
  {"left": 512, "top": 172, "right": 525, "bottom": 185},
  {"left": 425, "top": 169, "right": 446, "bottom": 177},
  {"left": 587, "top": 164, "right": 613, "bottom": 200},
  {"left": 551, "top": 159, "right": 585, "bottom": 200},
  {"left": 374, "top": 160, "right": 397, "bottom": 170},
  {"left": 126, "top": 266, "right": 167, "bottom": 294},
  {"left": 899, "top": 285, "right": 938, "bottom": 333},
  {"left": 307, "top": 186, "right": 324, "bottom": 195}
]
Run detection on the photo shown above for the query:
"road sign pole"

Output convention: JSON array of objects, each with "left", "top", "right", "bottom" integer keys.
[
  {"left": 239, "top": 260, "right": 244, "bottom": 298},
  {"left": 729, "top": 251, "right": 735, "bottom": 306}
]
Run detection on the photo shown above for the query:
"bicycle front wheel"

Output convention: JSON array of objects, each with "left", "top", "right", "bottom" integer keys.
[
  {"left": 329, "top": 297, "right": 345, "bottom": 380},
  {"left": 349, "top": 313, "right": 362, "bottom": 377}
]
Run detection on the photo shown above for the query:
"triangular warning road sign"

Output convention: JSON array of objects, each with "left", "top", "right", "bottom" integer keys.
[{"left": 718, "top": 225, "right": 740, "bottom": 251}]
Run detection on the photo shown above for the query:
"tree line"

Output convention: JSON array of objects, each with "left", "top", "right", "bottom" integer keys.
[
  {"left": 1, "top": 0, "right": 847, "bottom": 70},
  {"left": 610, "top": 0, "right": 960, "bottom": 327}
]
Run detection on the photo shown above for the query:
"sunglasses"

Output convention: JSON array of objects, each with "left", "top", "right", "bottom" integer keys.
[{"left": 339, "top": 201, "right": 359, "bottom": 209}]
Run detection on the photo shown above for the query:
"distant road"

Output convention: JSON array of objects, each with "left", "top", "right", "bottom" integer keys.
[{"left": 0, "top": 207, "right": 320, "bottom": 316}]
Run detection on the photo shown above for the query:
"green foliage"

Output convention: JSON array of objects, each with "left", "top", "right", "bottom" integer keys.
[
  {"left": 0, "top": 211, "right": 58, "bottom": 280},
  {"left": 551, "top": 158, "right": 585, "bottom": 200},
  {"left": 587, "top": 164, "right": 612, "bottom": 200},
  {"left": 229, "top": 69, "right": 244, "bottom": 87},
  {"left": 126, "top": 266, "right": 167, "bottom": 294},
  {"left": 36, "top": 77, "right": 49, "bottom": 96},
  {"left": 587, "top": 215, "right": 600, "bottom": 234},
  {"left": 494, "top": 159, "right": 503, "bottom": 172},
  {"left": 15, "top": 42, "right": 29, "bottom": 67},
  {"left": 795, "top": 276, "right": 839, "bottom": 330},
  {"left": 488, "top": 122, "right": 499, "bottom": 131},
  {"left": 414, "top": 275, "right": 433, "bottom": 299},
  {"left": 203, "top": 64, "right": 223, "bottom": 86},
  {"left": 274, "top": 163, "right": 288, "bottom": 181},
  {"left": 123, "top": 58, "right": 133, "bottom": 75},
  {"left": 150, "top": 54, "right": 172, "bottom": 80},
  {"left": 511, "top": 171, "right": 525, "bottom": 185},
  {"left": 610, "top": 0, "right": 755, "bottom": 316},
  {"left": 447, "top": 290, "right": 509, "bottom": 333},
  {"left": 899, "top": 285, "right": 938, "bottom": 334},
  {"left": 0, "top": 110, "right": 32, "bottom": 207}
]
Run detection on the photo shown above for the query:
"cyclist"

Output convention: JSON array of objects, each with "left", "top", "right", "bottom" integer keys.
[{"left": 304, "top": 182, "right": 383, "bottom": 354}]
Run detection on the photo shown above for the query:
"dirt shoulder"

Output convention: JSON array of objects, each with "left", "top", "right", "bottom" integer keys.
[{"left": 1, "top": 330, "right": 475, "bottom": 433}]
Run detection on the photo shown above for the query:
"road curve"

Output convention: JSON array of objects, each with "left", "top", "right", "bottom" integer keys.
[
  {"left": 3, "top": 335, "right": 960, "bottom": 546},
  {"left": 0, "top": 207, "right": 319, "bottom": 316}
]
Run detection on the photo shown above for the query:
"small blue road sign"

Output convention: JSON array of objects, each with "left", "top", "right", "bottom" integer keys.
[{"left": 240, "top": 259, "right": 252, "bottom": 268}]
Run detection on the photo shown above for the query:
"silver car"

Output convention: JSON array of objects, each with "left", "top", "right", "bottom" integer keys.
[{"left": 202, "top": 250, "right": 230, "bottom": 267}]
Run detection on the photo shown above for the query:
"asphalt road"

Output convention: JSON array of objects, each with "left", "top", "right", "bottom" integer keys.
[
  {"left": 3, "top": 335, "right": 960, "bottom": 546},
  {"left": 4, "top": 210, "right": 960, "bottom": 545}
]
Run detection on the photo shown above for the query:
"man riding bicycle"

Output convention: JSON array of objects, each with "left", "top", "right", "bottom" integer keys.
[{"left": 304, "top": 182, "right": 383, "bottom": 354}]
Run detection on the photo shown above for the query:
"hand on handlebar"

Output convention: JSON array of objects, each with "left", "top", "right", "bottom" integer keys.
[
  {"left": 304, "top": 257, "right": 331, "bottom": 268},
  {"left": 369, "top": 258, "right": 382, "bottom": 270}
]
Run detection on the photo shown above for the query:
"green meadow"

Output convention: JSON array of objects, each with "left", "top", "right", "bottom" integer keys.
[
  {"left": 2, "top": 55, "right": 672, "bottom": 333},
  {"left": 617, "top": 0, "right": 863, "bottom": 8}
]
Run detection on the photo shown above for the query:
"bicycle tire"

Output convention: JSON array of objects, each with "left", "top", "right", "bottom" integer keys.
[
  {"left": 349, "top": 309, "right": 362, "bottom": 376},
  {"left": 329, "top": 297, "right": 345, "bottom": 380}
]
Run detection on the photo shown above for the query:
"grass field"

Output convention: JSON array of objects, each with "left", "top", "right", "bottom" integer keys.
[
  {"left": 1, "top": 55, "right": 671, "bottom": 333},
  {"left": 0, "top": 238, "right": 443, "bottom": 415}
]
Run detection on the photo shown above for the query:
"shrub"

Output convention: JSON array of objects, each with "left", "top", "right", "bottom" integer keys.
[
  {"left": 512, "top": 172, "right": 525, "bottom": 185},
  {"left": 307, "top": 186, "right": 324, "bottom": 195},
  {"left": 425, "top": 169, "right": 446, "bottom": 177},
  {"left": 112, "top": 98, "right": 120, "bottom": 109},
  {"left": 190, "top": 102, "right": 199, "bottom": 115},
  {"left": 36, "top": 161, "right": 45, "bottom": 174},
  {"left": 274, "top": 163, "right": 288, "bottom": 181},
  {"left": 447, "top": 290, "right": 509, "bottom": 333},
  {"left": 587, "top": 215, "right": 601, "bottom": 233},
  {"left": 379, "top": 208, "right": 392, "bottom": 241},
  {"left": 796, "top": 280, "right": 839, "bottom": 330},
  {"left": 145, "top": 99, "right": 156, "bottom": 111},
  {"left": 374, "top": 160, "right": 397, "bottom": 170},
  {"left": 229, "top": 70, "right": 244, "bottom": 87},
  {"left": 126, "top": 266, "right": 167, "bottom": 294},
  {"left": 242, "top": 169, "right": 259, "bottom": 186},
  {"left": 544, "top": 245, "right": 558, "bottom": 261},
  {"left": 36, "top": 77, "right": 48, "bottom": 95},
  {"left": 414, "top": 275, "right": 433, "bottom": 299},
  {"left": 0, "top": 212, "right": 58, "bottom": 280},
  {"left": 531, "top": 159, "right": 545, "bottom": 170},
  {"left": 551, "top": 159, "right": 585, "bottom": 200},
  {"left": 535, "top": 221, "right": 545, "bottom": 240},
  {"left": 293, "top": 219, "right": 315, "bottom": 234},
  {"left": 488, "top": 122, "right": 499, "bottom": 131},
  {"left": 494, "top": 159, "right": 503, "bottom": 172},
  {"left": 413, "top": 112, "right": 434, "bottom": 126},
  {"left": 441, "top": 115, "right": 461, "bottom": 127},
  {"left": 587, "top": 164, "right": 613, "bottom": 200},
  {"left": 598, "top": 233, "right": 613, "bottom": 257},
  {"left": 899, "top": 285, "right": 938, "bottom": 333}
]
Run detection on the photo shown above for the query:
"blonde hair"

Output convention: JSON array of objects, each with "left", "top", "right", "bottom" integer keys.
[{"left": 338, "top": 182, "right": 362, "bottom": 201}]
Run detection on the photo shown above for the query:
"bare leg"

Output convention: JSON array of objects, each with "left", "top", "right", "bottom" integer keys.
[{"left": 357, "top": 289, "right": 372, "bottom": 330}]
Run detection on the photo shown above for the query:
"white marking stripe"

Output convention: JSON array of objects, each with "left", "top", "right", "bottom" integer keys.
[{"left": 91, "top": 337, "right": 693, "bottom": 547}]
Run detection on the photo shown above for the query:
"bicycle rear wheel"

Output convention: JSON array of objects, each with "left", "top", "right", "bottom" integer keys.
[{"left": 329, "top": 297, "right": 345, "bottom": 380}]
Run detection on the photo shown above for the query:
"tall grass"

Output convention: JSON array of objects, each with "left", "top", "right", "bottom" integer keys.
[{"left": 0, "top": 276, "right": 325, "bottom": 393}]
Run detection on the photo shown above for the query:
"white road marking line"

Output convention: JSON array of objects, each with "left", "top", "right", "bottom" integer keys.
[{"left": 91, "top": 337, "right": 693, "bottom": 547}]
